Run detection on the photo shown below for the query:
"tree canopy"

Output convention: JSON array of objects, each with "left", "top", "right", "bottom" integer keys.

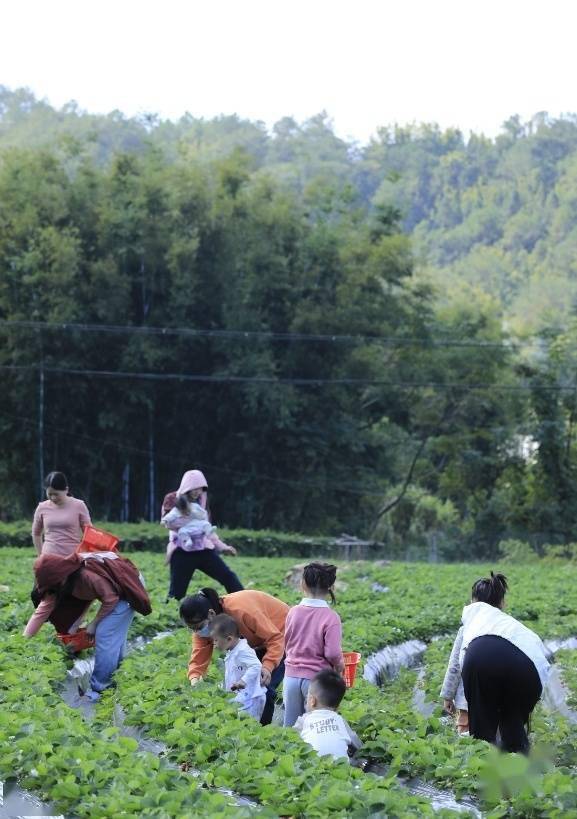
[{"left": 1, "top": 87, "right": 576, "bottom": 557}]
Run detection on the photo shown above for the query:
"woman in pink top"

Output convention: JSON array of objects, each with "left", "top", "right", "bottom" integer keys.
[
  {"left": 283, "top": 562, "right": 345, "bottom": 727},
  {"left": 32, "top": 471, "right": 91, "bottom": 556}
]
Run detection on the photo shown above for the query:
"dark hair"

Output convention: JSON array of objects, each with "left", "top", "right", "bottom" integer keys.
[
  {"left": 472, "top": 571, "right": 508, "bottom": 608},
  {"left": 175, "top": 494, "right": 189, "bottom": 514},
  {"left": 44, "top": 471, "right": 68, "bottom": 491},
  {"left": 302, "top": 562, "right": 338, "bottom": 604},
  {"left": 210, "top": 613, "right": 239, "bottom": 639},
  {"left": 310, "top": 669, "right": 346, "bottom": 709},
  {"left": 179, "top": 588, "right": 223, "bottom": 623}
]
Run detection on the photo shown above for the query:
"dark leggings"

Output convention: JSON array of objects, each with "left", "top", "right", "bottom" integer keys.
[
  {"left": 168, "top": 548, "right": 243, "bottom": 600},
  {"left": 256, "top": 651, "right": 285, "bottom": 726},
  {"left": 462, "top": 635, "right": 542, "bottom": 754}
]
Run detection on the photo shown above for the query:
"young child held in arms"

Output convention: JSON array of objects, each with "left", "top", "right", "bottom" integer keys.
[
  {"left": 294, "top": 670, "right": 361, "bottom": 760},
  {"left": 283, "top": 562, "right": 345, "bottom": 727},
  {"left": 210, "top": 613, "right": 267, "bottom": 720},
  {"left": 161, "top": 493, "right": 215, "bottom": 551}
]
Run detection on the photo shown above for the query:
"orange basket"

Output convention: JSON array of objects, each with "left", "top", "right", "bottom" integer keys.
[
  {"left": 78, "top": 525, "right": 120, "bottom": 553},
  {"left": 57, "top": 628, "right": 95, "bottom": 652},
  {"left": 343, "top": 651, "right": 362, "bottom": 688}
]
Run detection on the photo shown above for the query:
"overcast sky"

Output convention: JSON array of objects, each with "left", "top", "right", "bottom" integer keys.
[{"left": 1, "top": 0, "right": 575, "bottom": 143}]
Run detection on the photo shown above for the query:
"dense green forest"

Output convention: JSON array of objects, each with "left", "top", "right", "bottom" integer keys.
[{"left": 1, "top": 86, "right": 577, "bottom": 557}]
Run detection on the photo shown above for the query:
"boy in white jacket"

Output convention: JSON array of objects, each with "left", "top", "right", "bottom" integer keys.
[{"left": 210, "top": 614, "right": 267, "bottom": 720}]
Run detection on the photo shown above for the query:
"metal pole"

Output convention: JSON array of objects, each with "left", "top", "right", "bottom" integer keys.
[
  {"left": 38, "top": 366, "right": 45, "bottom": 497},
  {"left": 148, "top": 406, "right": 156, "bottom": 521}
]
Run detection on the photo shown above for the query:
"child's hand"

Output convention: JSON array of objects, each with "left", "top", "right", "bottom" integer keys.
[
  {"left": 190, "top": 676, "right": 203, "bottom": 687},
  {"left": 220, "top": 545, "right": 237, "bottom": 556},
  {"left": 230, "top": 680, "right": 246, "bottom": 691},
  {"left": 443, "top": 698, "right": 455, "bottom": 715}
]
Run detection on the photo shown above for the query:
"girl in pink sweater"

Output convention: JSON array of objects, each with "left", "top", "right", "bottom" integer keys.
[{"left": 283, "top": 562, "right": 345, "bottom": 727}]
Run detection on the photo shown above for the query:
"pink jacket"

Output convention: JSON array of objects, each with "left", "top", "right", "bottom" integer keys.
[
  {"left": 284, "top": 599, "right": 344, "bottom": 679},
  {"left": 161, "top": 470, "right": 230, "bottom": 562}
]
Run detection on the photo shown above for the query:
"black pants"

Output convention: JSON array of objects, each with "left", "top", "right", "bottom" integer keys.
[
  {"left": 168, "top": 548, "right": 244, "bottom": 600},
  {"left": 462, "top": 635, "right": 542, "bottom": 754},
  {"left": 256, "top": 652, "right": 285, "bottom": 726}
]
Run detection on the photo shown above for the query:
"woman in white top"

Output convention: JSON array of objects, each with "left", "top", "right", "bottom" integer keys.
[{"left": 455, "top": 571, "right": 549, "bottom": 754}]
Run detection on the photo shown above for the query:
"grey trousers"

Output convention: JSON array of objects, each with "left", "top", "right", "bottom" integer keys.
[{"left": 283, "top": 676, "right": 311, "bottom": 727}]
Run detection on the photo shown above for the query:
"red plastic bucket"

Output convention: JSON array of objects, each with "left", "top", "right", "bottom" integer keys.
[
  {"left": 343, "top": 651, "right": 362, "bottom": 688},
  {"left": 57, "top": 628, "right": 95, "bottom": 652},
  {"left": 78, "top": 525, "right": 120, "bottom": 553}
]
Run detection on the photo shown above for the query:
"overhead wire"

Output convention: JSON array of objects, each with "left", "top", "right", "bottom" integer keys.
[
  {"left": 0, "top": 318, "right": 548, "bottom": 350},
  {"left": 0, "top": 363, "right": 571, "bottom": 391}
]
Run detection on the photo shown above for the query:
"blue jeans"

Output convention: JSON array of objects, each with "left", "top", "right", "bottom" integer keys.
[
  {"left": 283, "top": 676, "right": 311, "bottom": 727},
  {"left": 90, "top": 600, "right": 135, "bottom": 692}
]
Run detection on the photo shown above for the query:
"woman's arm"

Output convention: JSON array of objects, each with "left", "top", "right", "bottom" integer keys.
[
  {"left": 187, "top": 634, "right": 214, "bottom": 682},
  {"left": 24, "top": 595, "right": 57, "bottom": 637},
  {"left": 78, "top": 500, "right": 91, "bottom": 530},
  {"left": 82, "top": 574, "right": 120, "bottom": 634},
  {"left": 208, "top": 532, "right": 237, "bottom": 556},
  {"left": 324, "top": 617, "right": 345, "bottom": 673},
  {"left": 440, "top": 627, "right": 464, "bottom": 706},
  {"left": 242, "top": 612, "right": 284, "bottom": 683},
  {"left": 31, "top": 507, "right": 44, "bottom": 555}
]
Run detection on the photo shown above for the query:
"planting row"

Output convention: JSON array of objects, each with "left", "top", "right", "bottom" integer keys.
[
  {"left": 0, "top": 633, "right": 262, "bottom": 817},
  {"left": 4, "top": 549, "right": 577, "bottom": 816},
  {"left": 4, "top": 548, "right": 577, "bottom": 650}
]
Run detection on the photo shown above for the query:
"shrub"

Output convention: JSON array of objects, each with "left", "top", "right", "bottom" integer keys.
[{"left": 498, "top": 538, "right": 539, "bottom": 563}]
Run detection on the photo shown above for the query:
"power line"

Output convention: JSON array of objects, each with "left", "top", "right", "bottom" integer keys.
[
  {"left": 0, "top": 363, "right": 571, "bottom": 391},
  {"left": 2, "top": 410, "right": 391, "bottom": 499},
  {"left": 0, "top": 409, "right": 540, "bottom": 501},
  {"left": 0, "top": 318, "right": 539, "bottom": 350}
]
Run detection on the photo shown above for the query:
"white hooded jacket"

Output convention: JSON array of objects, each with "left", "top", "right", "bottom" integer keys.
[{"left": 459, "top": 601, "right": 549, "bottom": 688}]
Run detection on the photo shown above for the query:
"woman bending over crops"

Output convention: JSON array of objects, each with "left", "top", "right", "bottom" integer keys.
[
  {"left": 442, "top": 572, "right": 549, "bottom": 753},
  {"left": 180, "top": 587, "right": 289, "bottom": 725},
  {"left": 32, "top": 471, "right": 91, "bottom": 556},
  {"left": 24, "top": 552, "right": 151, "bottom": 700}
]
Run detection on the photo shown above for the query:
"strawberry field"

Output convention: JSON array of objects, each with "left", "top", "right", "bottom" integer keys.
[{"left": 2, "top": 549, "right": 577, "bottom": 817}]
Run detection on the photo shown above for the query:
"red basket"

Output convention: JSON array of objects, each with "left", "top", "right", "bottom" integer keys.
[
  {"left": 78, "top": 525, "right": 120, "bottom": 553},
  {"left": 57, "top": 628, "right": 95, "bottom": 652},
  {"left": 343, "top": 651, "right": 362, "bottom": 688}
]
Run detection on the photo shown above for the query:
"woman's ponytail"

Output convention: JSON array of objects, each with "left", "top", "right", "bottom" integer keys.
[
  {"left": 200, "top": 587, "right": 223, "bottom": 614},
  {"left": 471, "top": 571, "right": 508, "bottom": 608},
  {"left": 179, "top": 587, "right": 223, "bottom": 622}
]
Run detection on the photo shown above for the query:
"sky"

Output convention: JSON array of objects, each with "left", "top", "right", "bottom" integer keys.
[{"left": 1, "top": 0, "right": 576, "bottom": 144}]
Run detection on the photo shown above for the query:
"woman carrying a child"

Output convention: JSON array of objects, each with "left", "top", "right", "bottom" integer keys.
[
  {"left": 180, "top": 586, "right": 289, "bottom": 725},
  {"left": 161, "top": 470, "right": 243, "bottom": 600},
  {"left": 441, "top": 572, "right": 549, "bottom": 753}
]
